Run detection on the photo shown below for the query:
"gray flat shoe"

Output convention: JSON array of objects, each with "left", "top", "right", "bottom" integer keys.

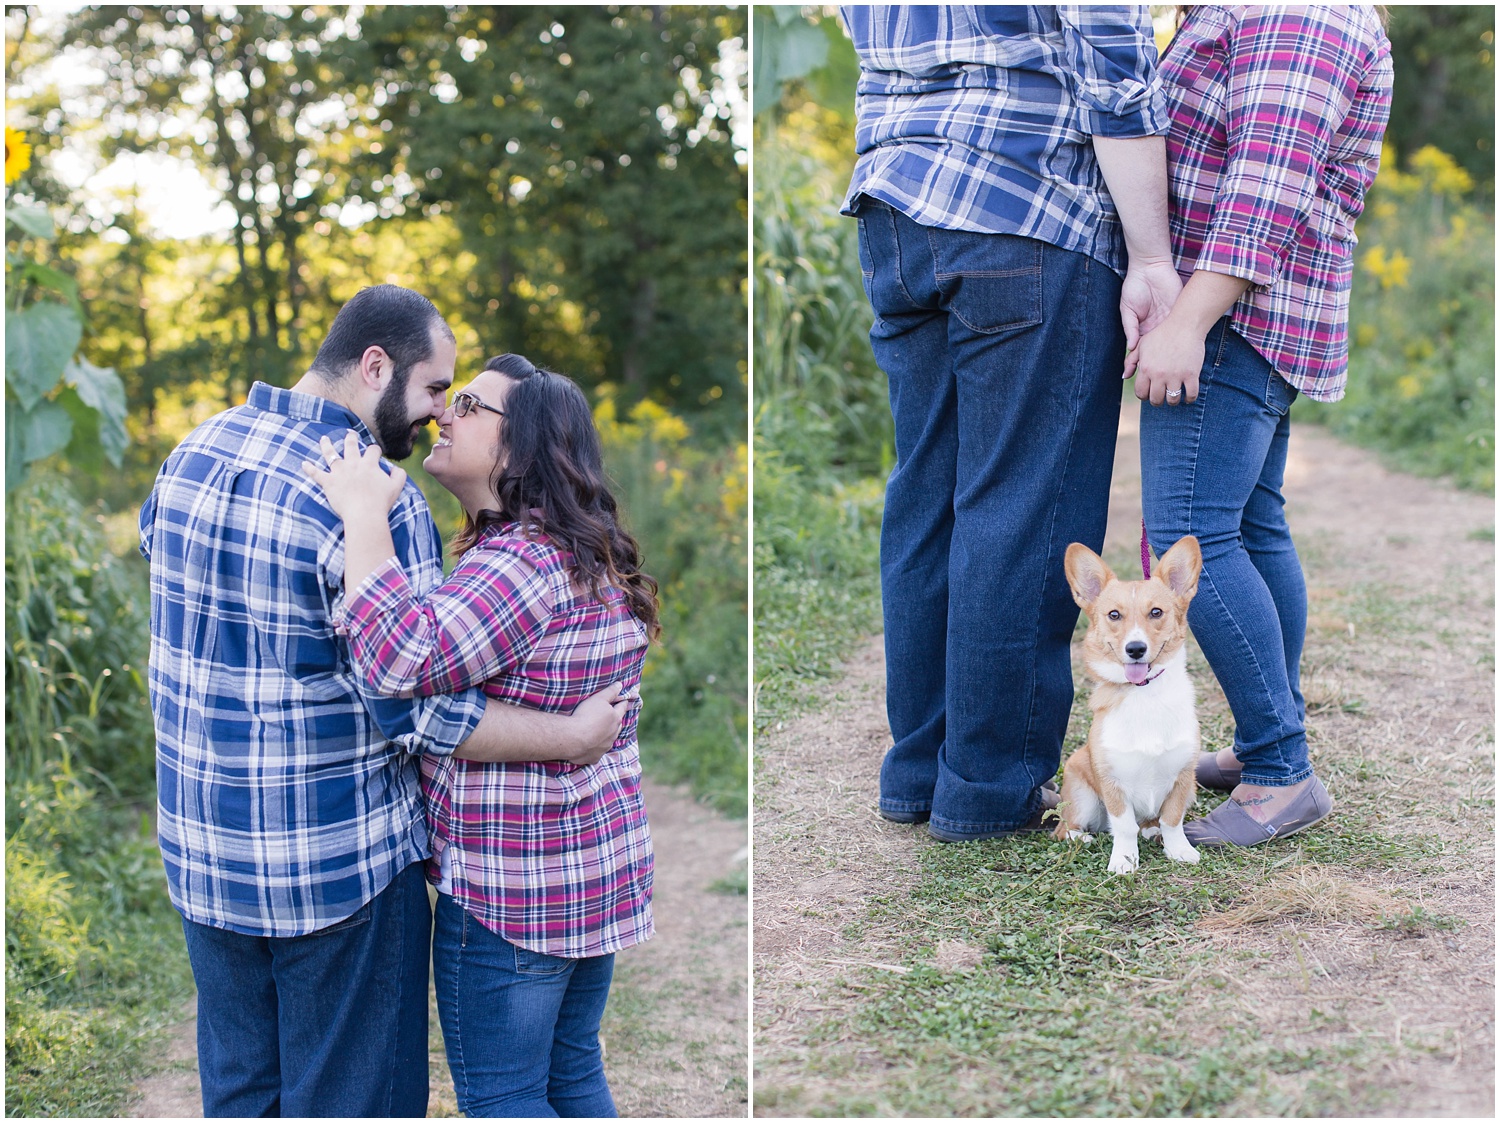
[
  {"left": 1184, "top": 776, "right": 1334, "bottom": 848},
  {"left": 1195, "top": 751, "right": 1243, "bottom": 791}
]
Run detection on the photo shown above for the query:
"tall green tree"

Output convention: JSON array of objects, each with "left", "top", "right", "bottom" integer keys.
[
  {"left": 350, "top": 6, "right": 747, "bottom": 420},
  {"left": 61, "top": 6, "right": 376, "bottom": 399},
  {"left": 1384, "top": 5, "right": 1494, "bottom": 190}
]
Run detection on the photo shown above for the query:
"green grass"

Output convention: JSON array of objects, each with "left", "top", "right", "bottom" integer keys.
[
  {"left": 758, "top": 810, "right": 1449, "bottom": 1117},
  {"left": 710, "top": 864, "right": 750, "bottom": 896},
  {"left": 751, "top": 114, "right": 891, "bottom": 738},
  {"left": 6, "top": 474, "right": 194, "bottom": 1117},
  {"left": 6, "top": 775, "right": 194, "bottom": 1117},
  {"left": 752, "top": 446, "right": 886, "bottom": 733},
  {"left": 755, "top": 580, "right": 1473, "bottom": 1117}
]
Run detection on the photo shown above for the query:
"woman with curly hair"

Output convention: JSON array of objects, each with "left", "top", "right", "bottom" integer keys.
[{"left": 308, "top": 353, "right": 657, "bottom": 1117}]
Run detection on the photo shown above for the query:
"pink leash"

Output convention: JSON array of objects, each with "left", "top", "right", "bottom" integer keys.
[{"left": 1140, "top": 519, "right": 1151, "bottom": 579}]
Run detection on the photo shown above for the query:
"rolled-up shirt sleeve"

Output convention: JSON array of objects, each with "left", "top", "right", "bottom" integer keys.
[
  {"left": 1058, "top": 6, "right": 1168, "bottom": 138},
  {"left": 1196, "top": 7, "right": 1364, "bottom": 288},
  {"left": 320, "top": 484, "right": 490, "bottom": 759},
  {"left": 338, "top": 543, "right": 551, "bottom": 700},
  {"left": 357, "top": 675, "right": 488, "bottom": 759}
]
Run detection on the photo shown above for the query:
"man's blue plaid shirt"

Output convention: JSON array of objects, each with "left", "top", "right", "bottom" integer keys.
[
  {"left": 840, "top": 5, "right": 1168, "bottom": 274},
  {"left": 140, "top": 381, "right": 486, "bottom": 937}
]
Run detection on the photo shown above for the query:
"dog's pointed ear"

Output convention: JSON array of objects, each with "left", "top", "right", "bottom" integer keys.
[
  {"left": 1065, "top": 543, "right": 1113, "bottom": 609},
  {"left": 1157, "top": 536, "right": 1202, "bottom": 600}
]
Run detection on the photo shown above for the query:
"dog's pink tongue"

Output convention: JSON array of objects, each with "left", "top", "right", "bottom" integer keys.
[{"left": 1124, "top": 662, "right": 1151, "bottom": 685}]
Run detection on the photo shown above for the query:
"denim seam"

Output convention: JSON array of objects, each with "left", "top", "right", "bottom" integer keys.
[
  {"left": 885, "top": 205, "right": 919, "bottom": 308},
  {"left": 1020, "top": 244, "right": 1087, "bottom": 809},
  {"left": 451, "top": 905, "right": 469, "bottom": 1112},
  {"left": 879, "top": 797, "right": 932, "bottom": 812},
  {"left": 931, "top": 234, "right": 1043, "bottom": 335},
  {"left": 929, "top": 813, "right": 1038, "bottom": 835}
]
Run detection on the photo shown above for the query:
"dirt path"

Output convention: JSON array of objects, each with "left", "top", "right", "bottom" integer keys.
[
  {"left": 753, "top": 405, "right": 1494, "bottom": 1116},
  {"left": 129, "top": 779, "right": 748, "bottom": 1118}
]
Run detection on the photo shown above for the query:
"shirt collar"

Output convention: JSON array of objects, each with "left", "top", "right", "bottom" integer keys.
[{"left": 246, "top": 380, "right": 375, "bottom": 443}]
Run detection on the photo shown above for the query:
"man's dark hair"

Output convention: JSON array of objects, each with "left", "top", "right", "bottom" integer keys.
[{"left": 310, "top": 285, "right": 453, "bottom": 380}]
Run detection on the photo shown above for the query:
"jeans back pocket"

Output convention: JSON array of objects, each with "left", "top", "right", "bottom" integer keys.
[
  {"left": 1265, "top": 370, "right": 1299, "bottom": 416},
  {"left": 929, "top": 229, "right": 1043, "bottom": 336}
]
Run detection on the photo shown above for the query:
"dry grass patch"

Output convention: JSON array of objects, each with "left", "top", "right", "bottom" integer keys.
[{"left": 1196, "top": 865, "right": 1411, "bottom": 931}]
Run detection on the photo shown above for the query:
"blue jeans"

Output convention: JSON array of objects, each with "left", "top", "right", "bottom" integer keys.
[
  {"left": 432, "top": 892, "right": 617, "bottom": 1118},
  {"left": 1139, "top": 320, "right": 1311, "bottom": 786},
  {"left": 854, "top": 197, "right": 1124, "bottom": 835},
  {"left": 181, "top": 860, "right": 431, "bottom": 1118}
]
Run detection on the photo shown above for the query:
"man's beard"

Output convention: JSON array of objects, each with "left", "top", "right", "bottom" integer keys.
[{"left": 372, "top": 367, "right": 424, "bottom": 460}]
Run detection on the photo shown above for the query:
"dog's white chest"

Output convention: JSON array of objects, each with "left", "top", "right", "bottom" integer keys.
[{"left": 1095, "top": 674, "right": 1198, "bottom": 817}]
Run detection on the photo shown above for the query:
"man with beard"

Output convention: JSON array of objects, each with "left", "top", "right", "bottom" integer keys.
[{"left": 139, "top": 285, "right": 625, "bottom": 1117}]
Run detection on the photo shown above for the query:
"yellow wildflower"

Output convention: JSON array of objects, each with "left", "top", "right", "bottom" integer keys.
[
  {"left": 628, "top": 399, "right": 690, "bottom": 445},
  {"left": 720, "top": 445, "right": 748, "bottom": 521},
  {"left": 1397, "top": 374, "right": 1422, "bottom": 399},
  {"left": 1380, "top": 249, "right": 1411, "bottom": 289},
  {"left": 1371, "top": 142, "right": 1420, "bottom": 198},
  {"left": 5, "top": 126, "right": 31, "bottom": 185},
  {"left": 1410, "top": 145, "right": 1473, "bottom": 197},
  {"left": 1361, "top": 245, "right": 1410, "bottom": 289}
]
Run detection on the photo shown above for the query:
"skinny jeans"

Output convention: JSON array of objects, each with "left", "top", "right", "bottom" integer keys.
[{"left": 1139, "top": 319, "right": 1311, "bottom": 786}]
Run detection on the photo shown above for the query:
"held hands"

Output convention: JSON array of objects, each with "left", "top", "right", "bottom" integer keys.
[
  {"left": 1127, "top": 268, "right": 1252, "bottom": 405},
  {"left": 301, "top": 432, "right": 407, "bottom": 521},
  {"left": 1120, "top": 258, "right": 1183, "bottom": 378},
  {"left": 1132, "top": 316, "right": 1203, "bottom": 406}
]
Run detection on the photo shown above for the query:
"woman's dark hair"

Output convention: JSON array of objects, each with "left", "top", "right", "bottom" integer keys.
[
  {"left": 455, "top": 353, "right": 661, "bottom": 639},
  {"left": 310, "top": 284, "right": 453, "bottom": 381}
]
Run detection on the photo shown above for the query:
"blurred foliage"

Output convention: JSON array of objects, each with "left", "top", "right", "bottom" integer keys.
[
  {"left": 5, "top": 4, "right": 747, "bottom": 506},
  {"left": 352, "top": 6, "right": 747, "bottom": 415},
  {"left": 752, "top": 12, "right": 887, "bottom": 727},
  {"left": 595, "top": 394, "right": 748, "bottom": 812},
  {"left": 5, "top": 144, "right": 129, "bottom": 491},
  {"left": 1303, "top": 144, "right": 1496, "bottom": 492},
  {"left": 5, "top": 476, "right": 192, "bottom": 1118},
  {"left": 1384, "top": 5, "right": 1494, "bottom": 195},
  {"left": 5, "top": 418, "right": 156, "bottom": 802}
]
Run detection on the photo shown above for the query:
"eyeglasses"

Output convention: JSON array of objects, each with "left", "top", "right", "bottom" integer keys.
[{"left": 452, "top": 391, "right": 505, "bottom": 419}]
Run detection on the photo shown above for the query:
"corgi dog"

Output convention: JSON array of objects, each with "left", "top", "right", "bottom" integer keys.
[{"left": 1053, "top": 536, "right": 1203, "bottom": 875}]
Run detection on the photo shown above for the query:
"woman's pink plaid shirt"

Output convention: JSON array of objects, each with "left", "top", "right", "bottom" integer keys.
[
  {"left": 1160, "top": 5, "right": 1392, "bottom": 401},
  {"left": 339, "top": 522, "right": 653, "bottom": 958}
]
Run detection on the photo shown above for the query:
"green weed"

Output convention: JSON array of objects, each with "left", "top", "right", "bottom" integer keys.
[
  {"left": 5, "top": 475, "right": 193, "bottom": 1117},
  {"left": 773, "top": 822, "right": 1440, "bottom": 1117},
  {"left": 751, "top": 118, "right": 892, "bottom": 735},
  {"left": 1300, "top": 146, "right": 1495, "bottom": 493},
  {"left": 710, "top": 864, "right": 750, "bottom": 896}
]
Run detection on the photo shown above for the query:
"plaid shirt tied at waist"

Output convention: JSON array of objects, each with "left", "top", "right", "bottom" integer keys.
[
  {"left": 1160, "top": 5, "right": 1393, "bottom": 400},
  {"left": 840, "top": 4, "right": 1169, "bottom": 274},
  {"left": 338, "top": 522, "right": 654, "bottom": 959},
  {"left": 140, "top": 382, "right": 487, "bottom": 938}
]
